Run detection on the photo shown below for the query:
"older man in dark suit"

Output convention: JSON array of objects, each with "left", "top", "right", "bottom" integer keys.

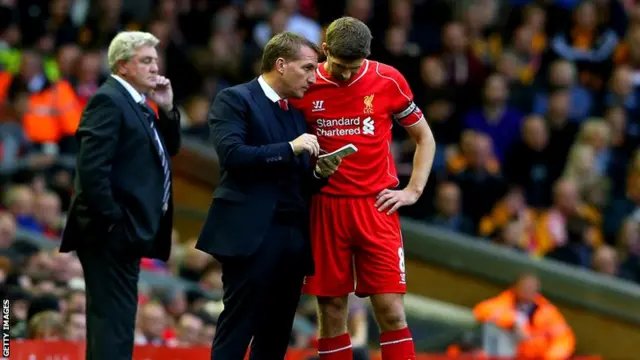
[
  {"left": 60, "top": 31, "right": 181, "bottom": 360},
  {"left": 196, "top": 32, "right": 341, "bottom": 360}
]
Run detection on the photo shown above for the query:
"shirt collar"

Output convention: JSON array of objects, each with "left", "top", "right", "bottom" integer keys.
[
  {"left": 111, "top": 74, "right": 145, "bottom": 103},
  {"left": 257, "top": 75, "right": 284, "bottom": 103}
]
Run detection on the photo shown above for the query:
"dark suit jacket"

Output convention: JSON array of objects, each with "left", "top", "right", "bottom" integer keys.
[
  {"left": 60, "top": 77, "right": 181, "bottom": 261},
  {"left": 196, "top": 79, "right": 327, "bottom": 262}
]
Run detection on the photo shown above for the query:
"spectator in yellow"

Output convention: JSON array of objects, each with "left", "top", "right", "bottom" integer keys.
[{"left": 473, "top": 273, "right": 575, "bottom": 360}]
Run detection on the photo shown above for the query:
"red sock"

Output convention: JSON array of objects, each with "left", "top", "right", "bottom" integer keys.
[
  {"left": 380, "top": 327, "right": 416, "bottom": 360},
  {"left": 318, "top": 333, "right": 353, "bottom": 360}
]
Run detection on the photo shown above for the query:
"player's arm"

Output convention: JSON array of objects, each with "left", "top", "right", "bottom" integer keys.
[
  {"left": 404, "top": 117, "right": 435, "bottom": 198},
  {"left": 376, "top": 65, "right": 436, "bottom": 214}
]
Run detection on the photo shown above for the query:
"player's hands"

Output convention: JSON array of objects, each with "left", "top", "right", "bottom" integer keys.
[
  {"left": 375, "top": 188, "right": 420, "bottom": 215},
  {"left": 290, "top": 134, "right": 320, "bottom": 156},
  {"left": 315, "top": 156, "right": 341, "bottom": 177}
]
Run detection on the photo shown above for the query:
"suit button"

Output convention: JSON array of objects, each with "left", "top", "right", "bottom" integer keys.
[{"left": 278, "top": 156, "right": 282, "bottom": 160}]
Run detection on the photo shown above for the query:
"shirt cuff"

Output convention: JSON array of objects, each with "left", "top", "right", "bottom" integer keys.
[
  {"left": 312, "top": 169, "right": 322, "bottom": 179},
  {"left": 289, "top": 142, "right": 296, "bottom": 154}
]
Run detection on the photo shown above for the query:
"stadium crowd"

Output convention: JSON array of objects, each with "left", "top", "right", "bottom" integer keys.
[{"left": 0, "top": 0, "right": 638, "bottom": 355}]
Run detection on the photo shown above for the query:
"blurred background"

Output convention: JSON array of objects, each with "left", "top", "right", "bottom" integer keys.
[{"left": 0, "top": 0, "right": 638, "bottom": 359}]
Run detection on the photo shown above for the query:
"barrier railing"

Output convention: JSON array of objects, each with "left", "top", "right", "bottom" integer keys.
[{"left": 5, "top": 341, "right": 603, "bottom": 360}]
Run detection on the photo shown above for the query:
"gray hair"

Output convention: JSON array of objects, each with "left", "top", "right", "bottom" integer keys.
[{"left": 107, "top": 31, "right": 160, "bottom": 73}]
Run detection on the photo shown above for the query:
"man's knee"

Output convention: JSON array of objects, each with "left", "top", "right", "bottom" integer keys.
[
  {"left": 316, "top": 296, "right": 349, "bottom": 337},
  {"left": 370, "top": 293, "right": 407, "bottom": 331}
]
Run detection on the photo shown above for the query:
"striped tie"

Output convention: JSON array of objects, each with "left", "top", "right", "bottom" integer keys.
[{"left": 140, "top": 103, "right": 171, "bottom": 213}]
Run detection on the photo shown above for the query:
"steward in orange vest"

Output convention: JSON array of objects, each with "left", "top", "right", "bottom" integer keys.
[{"left": 473, "top": 274, "right": 575, "bottom": 360}]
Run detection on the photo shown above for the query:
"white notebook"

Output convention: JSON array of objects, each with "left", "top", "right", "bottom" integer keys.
[{"left": 318, "top": 144, "right": 358, "bottom": 161}]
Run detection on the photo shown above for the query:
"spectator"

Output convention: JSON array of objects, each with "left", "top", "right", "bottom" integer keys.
[
  {"left": 0, "top": 212, "right": 17, "bottom": 256},
  {"left": 135, "top": 301, "right": 168, "bottom": 346},
  {"left": 450, "top": 133, "right": 506, "bottom": 227},
  {"left": 592, "top": 244, "right": 621, "bottom": 276},
  {"left": 33, "top": 191, "right": 63, "bottom": 239},
  {"left": 535, "top": 178, "right": 602, "bottom": 256},
  {"left": 479, "top": 187, "right": 537, "bottom": 252},
  {"left": 28, "top": 310, "right": 64, "bottom": 341},
  {"left": 546, "top": 216, "right": 595, "bottom": 268},
  {"left": 463, "top": 73, "right": 523, "bottom": 162},
  {"left": 64, "top": 309, "right": 86, "bottom": 341},
  {"left": 170, "top": 312, "right": 204, "bottom": 347},
  {"left": 428, "top": 182, "right": 474, "bottom": 235},
  {"left": 438, "top": 21, "right": 486, "bottom": 109},
  {"left": 181, "top": 95, "right": 210, "bottom": 142},
  {"left": 545, "top": 89, "right": 580, "bottom": 177},
  {"left": 3, "top": 185, "right": 39, "bottom": 232},
  {"left": 504, "top": 115, "right": 555, "bottom": 207},
  {"left": 562, "top": 143, "right": 609, "bottom": 208},
  {"left": 550, "top": 0, "right": 618, "bottom": 91},
  {"left": 532, "top": 59, "right": 593, "bottom": 122},
  {"left": 618, "top": 217, "right": 640, "bottom": 281},
  {"left": 605, "top": 65, "right": 638, "bottom": 118},
  {"left": 603, "top": 163, "right": 640, "bottom": 243}
]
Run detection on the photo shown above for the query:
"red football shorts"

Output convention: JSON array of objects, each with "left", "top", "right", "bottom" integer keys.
[{"left": 303, "top": 193, "right": 407, "bottom": 297}]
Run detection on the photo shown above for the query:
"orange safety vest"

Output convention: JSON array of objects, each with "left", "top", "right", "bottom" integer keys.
[
  {"left": 0, "top": 71, "right": 82, "bottom": 144},
  {"left": 473, "top": 289, "right": 575, "bottom": 360}
]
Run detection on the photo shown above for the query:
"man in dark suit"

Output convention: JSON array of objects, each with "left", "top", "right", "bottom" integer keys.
[
  {"left": 60, "top": 31, "right": 181, "bottom": 360},
  {"left": 196, "top": 32, "right": 341, "bottom": 360}
]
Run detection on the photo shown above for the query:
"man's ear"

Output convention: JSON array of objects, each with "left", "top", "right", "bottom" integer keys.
[{"left": 275, "top": 57, "right": 285, "bottom": 74}]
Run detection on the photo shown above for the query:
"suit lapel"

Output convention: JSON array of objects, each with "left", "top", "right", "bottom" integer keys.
[
  {"left": 248, "top": 79, "right": 281, "bottom": 142},
  {"left": 106, "top": 77, "right": 162, "bottom": 164}
]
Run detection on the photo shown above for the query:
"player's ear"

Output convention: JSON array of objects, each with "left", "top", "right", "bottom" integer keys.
[{"left": 321, "top": 43, "right": 329, "bottom": 56}]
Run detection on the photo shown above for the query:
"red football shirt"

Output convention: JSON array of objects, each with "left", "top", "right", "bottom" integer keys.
[{"left": 290, "top": 60, "right": 423, "bottom": 196}]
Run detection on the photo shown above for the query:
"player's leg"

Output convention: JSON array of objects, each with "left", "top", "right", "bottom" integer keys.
[
  {"left": 303, "top": 194, "right": 355, "bottom": 360},
  {"left": 370, "top": 293, "right": 415, "bottom": 360},
  {"left": 353, "top": 198, "right": 416, "bottom": 360},
  {"left": 316, "top": 295, "right": 352, "bottom": 360}
]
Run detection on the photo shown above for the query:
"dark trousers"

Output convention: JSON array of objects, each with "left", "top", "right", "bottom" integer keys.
[
  {"left": 76, "top": 239, "right": 141, "bottom": 360},
  {"left": 211, "top": 218, "right": 308, "bottom": 360}
]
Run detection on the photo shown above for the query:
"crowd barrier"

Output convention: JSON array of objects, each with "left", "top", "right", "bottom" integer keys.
[{"left": 6, "top": 341, "right": 603, "bottom": 360}]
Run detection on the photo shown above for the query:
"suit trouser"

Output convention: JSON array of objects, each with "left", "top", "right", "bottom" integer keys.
[
  {"left": 76, "top": 234, "right": 141, "bottom": 360},
  {"left": 211, "top": 218, "right": 308, "bottom": 360}
]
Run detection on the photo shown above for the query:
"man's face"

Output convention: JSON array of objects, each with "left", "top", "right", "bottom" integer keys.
[
  {"left": 323, "top": 43, "right": 365, "bottom": 82},
  {"left": 515, "top": 275, "right": 540, "bottom": 304},
  {"left": 120, "top": 46, "right": 159, "bottom": 93},
  {"left": 483, "top": 75, "right": 508, "bottom": 104},
  {"left": 178, "top": 314, "right": 203, "bottom": 345},
  {"left": 66, "top": 313, "right": 86, "bottom": 341},
  {"left": 281, "top": 45, "right": 318, "bottom": 98}
]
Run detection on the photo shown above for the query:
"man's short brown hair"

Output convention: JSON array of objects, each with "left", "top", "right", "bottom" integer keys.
[
  {"left": 261, "top": 31, "right": 319, "bottom": 73},
  {"left": 325, "top": 17, "right": 372, "bottom": 61}
]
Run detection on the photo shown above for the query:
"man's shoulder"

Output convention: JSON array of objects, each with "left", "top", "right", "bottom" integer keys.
[
  {"left": 364, "top": 60, "right": 404, "bottom": 82},
  {"left": 92, "top": 81, "right": 124, "bottom": 103},
  {"left": 215, "top": 81, "right": 256, "bottom": 103}
]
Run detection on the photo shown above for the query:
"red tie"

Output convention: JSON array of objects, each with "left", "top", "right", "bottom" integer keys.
[{"left": 278, "top": 99, "right": 288, "bottom": 111}]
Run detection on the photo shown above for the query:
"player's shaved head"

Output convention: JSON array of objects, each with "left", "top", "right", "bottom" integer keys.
[{"left": 324, "top": 16, "right": 372, "bottom": 60}]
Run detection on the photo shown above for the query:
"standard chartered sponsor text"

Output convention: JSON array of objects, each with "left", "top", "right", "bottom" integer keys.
[{"left": 316, "top": 116, "right": 364, "bottom": 137}]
